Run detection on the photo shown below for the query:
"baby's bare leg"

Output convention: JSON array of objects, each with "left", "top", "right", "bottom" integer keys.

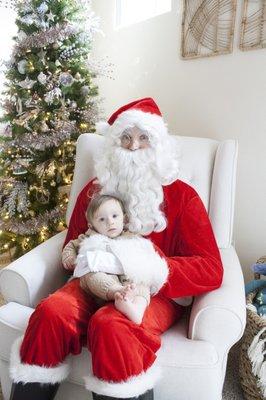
[{"left": 114, "top": 284, "right": 150, "bottom": 325}]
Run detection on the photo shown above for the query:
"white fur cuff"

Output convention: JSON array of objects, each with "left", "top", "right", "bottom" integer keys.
[
  {"left": 84, "top": 364, "right": 161, "bottom": 398},
  {"left": 9, "top": 336, "right": 71, "bottom": 384}
]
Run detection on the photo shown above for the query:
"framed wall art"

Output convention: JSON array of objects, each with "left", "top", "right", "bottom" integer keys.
[
  {"left": 240, "top": 0, "right": 266, "bottom": 51},
  {"left": 181, "top": 0, "right": 237, "bottom": 59}
]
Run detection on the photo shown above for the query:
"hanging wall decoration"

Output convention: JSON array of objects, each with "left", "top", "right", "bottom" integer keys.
[
  {"left": 240, "top": 0, "right": 266, "bottom": 51},
  {"left": 181, "top": 0, "right": 237, "bottom": 59}
]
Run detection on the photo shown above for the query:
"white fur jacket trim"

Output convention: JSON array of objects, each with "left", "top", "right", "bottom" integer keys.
[
  {"left": 77, "top": 233, "right": 169, "bottom": 294},
  {"left": 9, "top": 336, "right": 71, "bottom": 384}
]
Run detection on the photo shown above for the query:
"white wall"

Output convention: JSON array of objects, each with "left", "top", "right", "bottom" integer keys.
[{"left": 96, "top": 2, "right": 265, "bottom": 280}]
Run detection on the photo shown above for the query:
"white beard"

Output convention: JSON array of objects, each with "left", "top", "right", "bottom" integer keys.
[{"left": 94, "top": 142, "right": 179, "bottom": 235}]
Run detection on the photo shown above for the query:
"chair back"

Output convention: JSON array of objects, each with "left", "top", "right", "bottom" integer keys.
[{"left": 66, "top": 133, "right": 237, "bottom": 249}]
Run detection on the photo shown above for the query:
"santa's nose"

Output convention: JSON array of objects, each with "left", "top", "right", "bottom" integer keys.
[{"left": 128, "top": 140, "right": 140, "bottom": 151}]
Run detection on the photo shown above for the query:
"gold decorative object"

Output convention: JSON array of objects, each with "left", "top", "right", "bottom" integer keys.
[
  {"left": 181, "top": 0, "right": 237, "bottom": 59},
  {"left": 240, "top": 0, "right": 266, "bottom": 51},
  {"left": 0, "top": 247, "right": 16, "bottom": 267}
]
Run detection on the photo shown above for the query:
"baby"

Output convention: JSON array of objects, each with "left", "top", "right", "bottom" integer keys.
[{"left": 62, "top": 194, "right": 169, "bottom": 324}]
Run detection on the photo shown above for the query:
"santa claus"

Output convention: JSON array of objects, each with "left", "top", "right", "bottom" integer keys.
[{"left": 9, "top": 98, "right": 223, "bottom": 400}]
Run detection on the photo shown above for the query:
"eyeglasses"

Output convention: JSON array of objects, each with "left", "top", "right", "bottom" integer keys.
[{"left": 120, "top": 130, "right": 150, "bottom": 146}]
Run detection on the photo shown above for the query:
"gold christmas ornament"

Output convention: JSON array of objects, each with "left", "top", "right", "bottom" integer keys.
[
  {"left": 56, "top": 220, "right": 65, "bottom": 232},
  {"left": 79, "top": 122, "right": 88, "bottom": 131},
  {"left": 22, "top": 237, "right": 30, "bottom": 250},
  {"left": 36, "top": 186, "right": 50, "bottom": 204},
  {"left": 46, "top": 161, "right": 56, "bottom": 177}
]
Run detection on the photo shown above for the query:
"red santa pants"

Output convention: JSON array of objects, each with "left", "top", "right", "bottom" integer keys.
[{"left": 10, "top": 279, "right": 183, "bottom": 398}]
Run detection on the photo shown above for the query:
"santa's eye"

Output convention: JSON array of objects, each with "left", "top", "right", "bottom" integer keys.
[
  {"left": 99, "top": 217, "right": 105, "bottom": 222},
  {"left": 113, "top": 214, "right": 117, "bottom": 218},
  {"left": 121, "top": 134, "right": 131, "bottom": 143},
  {"left": 140, "top": 134, "right": 148, "bottom": 141}
]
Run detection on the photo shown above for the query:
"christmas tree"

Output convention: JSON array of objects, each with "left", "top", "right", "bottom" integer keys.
[{"left": 0, "top": 0, "right": 100, "bottom": 259}]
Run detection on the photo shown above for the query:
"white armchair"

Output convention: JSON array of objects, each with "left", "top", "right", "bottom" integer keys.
[{"left": 0, "top": 133, "right": 246, "bottom": 400}]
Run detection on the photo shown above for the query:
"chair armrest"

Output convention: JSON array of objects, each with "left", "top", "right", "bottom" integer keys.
[
  {"left": 0, "top": 231, "right": 68, "bottom": 308},
  {"left": 188, "top": 246, "right": 246, "bottom": 357}
]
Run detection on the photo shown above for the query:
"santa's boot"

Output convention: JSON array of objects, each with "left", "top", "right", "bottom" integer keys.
[
  {"left": 92, "top": 389, "right": 154, "bottom": 400},
  {"left": 9, "top": 381, "right": 59, "bottom": 400}
]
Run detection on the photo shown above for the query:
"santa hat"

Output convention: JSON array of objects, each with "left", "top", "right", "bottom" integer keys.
[{"left": 96, "top": 97, "right": 168, "bottom": 144}]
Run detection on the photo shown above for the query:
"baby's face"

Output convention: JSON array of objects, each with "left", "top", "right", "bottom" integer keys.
[{"left": 91, "top": 199, "right": 124, "bottom": 238}]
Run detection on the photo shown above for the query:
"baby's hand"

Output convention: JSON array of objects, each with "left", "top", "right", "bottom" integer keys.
[
  {"left": 62, "top": 244, "right": 77, "bottom": 271},
  {"left": 62, "top": 257, "right": 76, "bottom": 271}
]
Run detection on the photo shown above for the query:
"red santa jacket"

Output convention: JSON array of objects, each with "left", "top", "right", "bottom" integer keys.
[{"left": 63, "top": 179, "right": 223, "bottom": 299}]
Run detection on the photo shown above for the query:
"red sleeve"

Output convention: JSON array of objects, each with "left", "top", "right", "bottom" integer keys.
[
  {"left": 158, "top": 194, "right": 223, "bottom": 298},
  {"left": 63, "top": 180, "right": 98, "bottom": 248}
]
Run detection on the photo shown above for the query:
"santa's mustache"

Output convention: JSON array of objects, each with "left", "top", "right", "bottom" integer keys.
[{"left": 111, "top": 146, "right": 156, "bottom": 167}]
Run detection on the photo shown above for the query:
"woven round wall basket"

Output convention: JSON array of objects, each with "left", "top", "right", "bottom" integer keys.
[{"left": 239, "top": 290, "right": 266, "bottom": 400}]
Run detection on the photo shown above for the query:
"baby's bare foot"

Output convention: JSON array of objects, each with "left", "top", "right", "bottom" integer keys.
[
  {"left": 115, "top": 293, "right": 147, "bottom": 325},
  {"left": 113, "top": 284, "right": 135, "bottom": 301}
]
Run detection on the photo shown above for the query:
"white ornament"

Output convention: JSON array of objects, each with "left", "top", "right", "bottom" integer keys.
[
  {"left": 16, "top": 98, "right": 23, "bottom": 115},
  {"left": 17, "top": 30, "right": 27, "bottom": 42},
  {"left": 55, "top": 59, "right": 61, "bottom": 67},
  {"left": 81, "top": 85, "right": 89, "bottom": 96},
  {"left": 40, "top": 20, "right": 48, "bottom": 29},
  {"left": 37, "top": 49, "right": 47, "bottom": 64},
  {"left": 18, "top": 77, "right": 36, "bottom": 89},
  {"left": 20, "top": 14, "right": 34, "bottom": 26},
  {"left": 17, "top": 59, "right": 27, "bottom": 74},
  {"left": 2, "top": 124, "right": 12, "bottom": 138},
  {"left": 59, "top": 72, "right": 74, "bottom": 87},
  {"left": 25, "top": 98, "right": 32, "bottom": 107},
  {"left": 44, "top": 87, "right": 62, "bottom": 104},
  {"left": 37, "top": 2, "right": 48, "bottom": 14},
  {"left": 47, "top": 11, "right": 55, "bottom": 22},
  {"left": 70, "top": 101, "right": 77, "bottom": 109},
  {"left": 37, "top": 72, "right": 47, "bottom": 85}
]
